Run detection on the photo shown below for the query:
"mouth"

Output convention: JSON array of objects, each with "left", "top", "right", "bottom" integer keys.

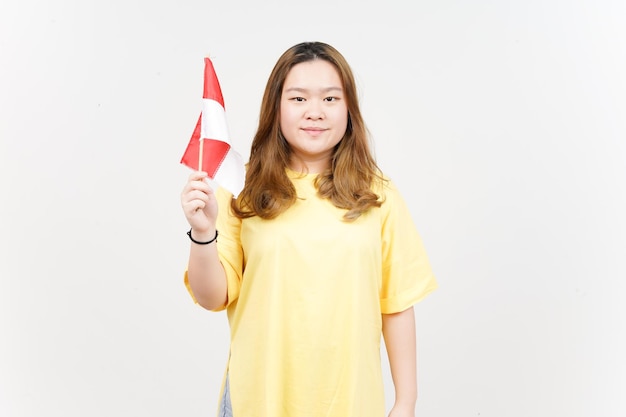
[{"left": 301, "top": 127, "right": 327, "bottom": 136}]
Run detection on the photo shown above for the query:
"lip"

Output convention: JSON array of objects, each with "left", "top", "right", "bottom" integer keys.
[{"left": 301, "top": 127, "right": 327, "bottom": 136}]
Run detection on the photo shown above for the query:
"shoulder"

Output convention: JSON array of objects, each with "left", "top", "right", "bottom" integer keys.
[
  {"left": 371, "top": 175, "right": 416, "bottom": 226},
  {"left": 216, "top": 186, "right": 238, "bottom": 217},
  {"left": 215, "top": 186, "right": 235, "bottom": 207},
  {"left": 216, "top": 185, "right": 233, "bottom": 200},
  {"left": 371, "top": 173, "right": 403, "bottom": 204}
]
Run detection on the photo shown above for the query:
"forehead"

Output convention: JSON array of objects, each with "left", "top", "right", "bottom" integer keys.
[{"left": 283, "top": 60, "right": 343, "bottom": 90}]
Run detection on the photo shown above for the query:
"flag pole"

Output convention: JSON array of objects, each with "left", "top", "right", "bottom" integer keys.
[
  {"left": 198, "top": 138, "right": 204, "bottom": 172},
  {"left": 198, "top": 53, "right": 212, "bottom": 173}
]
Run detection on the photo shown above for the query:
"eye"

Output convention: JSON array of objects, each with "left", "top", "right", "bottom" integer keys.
[
  {"left": 324, "top": 97, "right": 339, "bottom": 102},
  {"left": 290, "top": 97, "right": 305, "bottom": 102}
]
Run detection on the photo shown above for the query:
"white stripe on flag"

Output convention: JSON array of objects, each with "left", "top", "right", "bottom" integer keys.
[
  {"left": 201, "top": 99, "right": 229, "bottom": 141},
  {"left": 213, "top": 148, "right": 246, "bottom": 198}
]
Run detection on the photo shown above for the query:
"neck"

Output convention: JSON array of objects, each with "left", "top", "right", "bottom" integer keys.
[{"left": 289, "top": 157, "right": 329, "bottom": 174}]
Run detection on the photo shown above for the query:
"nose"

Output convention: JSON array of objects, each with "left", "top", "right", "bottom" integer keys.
[{"left": 305, "top": 101, "right": 324, "bottom": 120}]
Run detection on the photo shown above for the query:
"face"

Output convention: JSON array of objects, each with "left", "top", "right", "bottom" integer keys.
[{"left": 280, "top": 59, "right": 348, "bottom": 173}]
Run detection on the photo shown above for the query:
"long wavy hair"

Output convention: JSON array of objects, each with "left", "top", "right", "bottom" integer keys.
[{"left": 232, "top": 41, "right": 383, "bottom": 221}]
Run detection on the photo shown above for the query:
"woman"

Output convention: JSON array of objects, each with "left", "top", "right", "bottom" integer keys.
[{"left": 181, "top": 41, "right": 437, "bottom": 417}]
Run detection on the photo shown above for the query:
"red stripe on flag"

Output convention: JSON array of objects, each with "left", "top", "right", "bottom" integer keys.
[
  {"left": 180, "top": 114, "right": 231, "bottom": 178},
  {"left": 203, "top": 57, "right": 224, "bottom": 107}
]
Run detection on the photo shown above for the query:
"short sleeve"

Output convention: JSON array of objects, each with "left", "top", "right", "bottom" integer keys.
[
  {"left": 379, "top": 181, "right": 437, "bottom": 314},
  {"left": 183, "top": 186, "right": 244, "bottom": 311}
]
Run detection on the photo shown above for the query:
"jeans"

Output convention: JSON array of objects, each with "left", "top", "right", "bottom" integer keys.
[{"left": 218, "top": 373, "right": 233, "bottom": 417}]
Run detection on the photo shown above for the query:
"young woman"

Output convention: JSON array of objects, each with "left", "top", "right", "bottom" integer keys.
[{"left": 181, "top": 41, "right": 437, "bottom": 417}]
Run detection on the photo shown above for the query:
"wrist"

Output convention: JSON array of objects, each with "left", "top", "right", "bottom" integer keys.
[
  {"left": 187, "top": 228, "right": 218, "bottom": 245},
  {"left": 393, "top": 392, "right": 417, "bottom": 408},
  {"left": 391, "top": 399, "right": 416, "bottom": 415}
]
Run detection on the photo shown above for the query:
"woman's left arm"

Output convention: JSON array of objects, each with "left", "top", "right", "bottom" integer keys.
[{"left": 382, "top": 306, "right": 417, "bottom": 417}]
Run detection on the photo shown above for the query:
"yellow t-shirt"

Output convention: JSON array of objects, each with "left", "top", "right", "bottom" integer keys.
[{"left": 185, "top": 170, "right": 437, "bottom": 417}]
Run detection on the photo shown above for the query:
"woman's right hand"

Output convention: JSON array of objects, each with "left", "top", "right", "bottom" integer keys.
[{"left": 180, "top": 171, "right": 219, "bottom": 235}]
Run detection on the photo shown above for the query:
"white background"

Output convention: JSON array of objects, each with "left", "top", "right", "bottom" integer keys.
[{"left": 1, "top": 0, "right": 625, "bottom": 416}]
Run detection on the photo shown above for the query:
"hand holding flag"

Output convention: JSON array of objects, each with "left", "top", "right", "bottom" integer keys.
[{"left": 180, "top": 57, "right": 245, "bottom": 198}]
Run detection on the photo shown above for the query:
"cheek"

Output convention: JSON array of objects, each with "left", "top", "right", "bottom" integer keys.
[
  {"left": 278, "top": 111, "right": 288, "bottom": 133},
  {"left": 279, "top": 109, "right": 299, "bottom": 141},
  {"left": 335, "top": 108, "right": 349, "bottom": 130},
  {"left": 279, "top": 106, "right": 298, "bottom": 127}
]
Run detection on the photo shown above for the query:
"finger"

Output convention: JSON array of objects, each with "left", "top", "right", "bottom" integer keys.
[
  {"left": 184, "top": 189, "right": 211, "bottom": 204},
  {"left": 183, "top": 199, "right": 205, "bottom": 214},
  {"left": 188, "top": 171, "right": 208, "bottom": 182},
  {"left": 182, "top": 180, "right": 213, "bottom": 198}
]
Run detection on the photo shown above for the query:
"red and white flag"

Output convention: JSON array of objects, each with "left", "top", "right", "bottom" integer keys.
[{"left": 180, "top": 57, "right": 245, "bottom": 197}]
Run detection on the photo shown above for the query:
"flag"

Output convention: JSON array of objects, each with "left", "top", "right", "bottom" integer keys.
[{"left": 180, "top": 57, "right": 245, "bottom": 197}]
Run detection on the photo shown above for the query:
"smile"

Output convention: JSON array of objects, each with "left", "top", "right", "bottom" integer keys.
[{"left": 302, "top": 127, "right": 327, "bottom": 136}]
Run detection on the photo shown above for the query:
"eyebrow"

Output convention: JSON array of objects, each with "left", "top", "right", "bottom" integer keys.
[{"left": 283, "top": 86, "right": 343, "bottom": 94}]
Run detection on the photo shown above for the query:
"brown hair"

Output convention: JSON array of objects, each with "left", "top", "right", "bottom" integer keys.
[{"left": 232, "top": 41, "right": 383, "bottom": 221}]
